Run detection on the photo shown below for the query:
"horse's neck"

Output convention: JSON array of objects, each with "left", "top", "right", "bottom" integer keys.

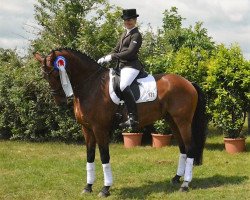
[{"left": 69, "top": 61, "right": 107, "bottom": 97}]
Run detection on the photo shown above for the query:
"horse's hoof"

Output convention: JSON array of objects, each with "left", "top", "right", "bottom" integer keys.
[
  {"left": 179, "top": 181, "right": 189, "bottom": 192},
  {"left": 81, "top": 184, "right": 93, "bottom": 194},
  {"left": 82, "top": 188, "right": 92, "bottom": 194},
  {"left": 171, "top": 175, "right": 181, "bottom": 185},
  {"left": 98, "top": 191, "right": 110, "bottom": 198},
  {"left": 179, "top": 186, "right": 189, "bottom": 192},
  {"left": 98, "top": 186, "right": 110, "bottom": 198}
]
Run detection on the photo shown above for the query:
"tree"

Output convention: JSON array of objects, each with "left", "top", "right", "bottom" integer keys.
[
  {"left": 0, "top": 48, "right": 22, "bottom": 68},
  {"left": 182, "top": 22, "right": 215, "bottom": 53},
  {"left": 32, "top": 0, "right": 121, "bottom": 57},
  {"left": 77, "top": 5, "right": 124, "bottom": 59},
  {"left": 143, "top": 7, "right": 215, "bottom": 75},
  {"left": 142, "top": 7, "right": 184, "bottom": 74},
  {"left": 161, "top": 7, "right": 186, "bottom": 52},
  {"left": 161, "top": 8, "right": 215, "bottom": 53}
]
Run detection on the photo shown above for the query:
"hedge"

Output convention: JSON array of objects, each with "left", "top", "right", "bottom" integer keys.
[
  {"left": 0, "top": 44, "right": 249, "bottom": 142},
  {"left": 0, "top": 51, "right": 82, "bottom": 142}
]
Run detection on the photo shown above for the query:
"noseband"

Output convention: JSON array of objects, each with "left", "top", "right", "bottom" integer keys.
[{"left": 41, "top": 56, "right": 53, "bottom": 76}]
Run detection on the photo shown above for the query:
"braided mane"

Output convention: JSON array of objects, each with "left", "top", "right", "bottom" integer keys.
[{"left": 50, "top": 48, "right": 100, "bottom": 66}]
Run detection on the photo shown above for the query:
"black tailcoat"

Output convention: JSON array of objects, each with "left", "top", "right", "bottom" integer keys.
[{"left": 111, "top": 27, "right": 143, "bottom": 70}]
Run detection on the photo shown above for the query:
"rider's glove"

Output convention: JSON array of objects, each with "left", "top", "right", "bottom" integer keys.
[{"left": 97, "top": 55, "right": 112, "bottom": 64}]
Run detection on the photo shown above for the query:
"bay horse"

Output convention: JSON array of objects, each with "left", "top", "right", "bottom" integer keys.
[{"left": 34, "top": 48, "right": 207, "bottom": 197}]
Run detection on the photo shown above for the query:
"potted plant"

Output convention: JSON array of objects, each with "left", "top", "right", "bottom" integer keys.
[
  {"left": 209, "top": 89, "right": 247, "bottom": 154},
  {"left": 152, "top": 119, "right": 172, "bottom": 148},
  {"left": 122, "top": 127, "right": 143, "bottom": 148},
  {"left": 217, "top": 102, "right": 246, "bottom": 154},
  {"left": 205, "top": 45, "right": 249, "bottom": 154}
]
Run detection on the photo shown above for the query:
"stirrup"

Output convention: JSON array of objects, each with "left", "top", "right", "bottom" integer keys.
[{"left": 119, "top": 117, "right": 138, "bottom": 129}]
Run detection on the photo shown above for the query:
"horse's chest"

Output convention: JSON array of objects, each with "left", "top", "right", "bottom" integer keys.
[{"left": 74, "top": 100, "right": 89, "bottom": 125}]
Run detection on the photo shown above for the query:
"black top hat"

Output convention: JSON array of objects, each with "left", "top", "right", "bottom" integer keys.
[{"left": 121, "top": 9, "right": 139, "bottom": 20}]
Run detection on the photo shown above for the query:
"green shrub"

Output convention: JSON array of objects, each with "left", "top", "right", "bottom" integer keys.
[
  {"left": 205, "top": 44, "right": 250, "bottom": 138},
  {"left": 169, "top": 47, "right": 210, "bottom": 87},
  {"left": 0, "top": 50, "right": 82, "bottom": 142}
]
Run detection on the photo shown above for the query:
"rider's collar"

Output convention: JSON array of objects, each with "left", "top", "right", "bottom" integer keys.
[{"left": 126, "top": 26, "right": 137, "bottom": 35}]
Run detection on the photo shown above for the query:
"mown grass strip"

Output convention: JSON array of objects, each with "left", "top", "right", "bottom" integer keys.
[{"left": 0, "top": 135, "right": 249, "bottom": 200}]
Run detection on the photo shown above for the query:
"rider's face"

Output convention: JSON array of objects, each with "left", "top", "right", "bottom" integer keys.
[{"left": 124, "top": 18, "right": 137, "bottom": 29}]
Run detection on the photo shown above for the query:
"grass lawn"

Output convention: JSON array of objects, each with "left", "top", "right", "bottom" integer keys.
[{"left": 0, "top": 134, "right": 249, "bottom": 200}]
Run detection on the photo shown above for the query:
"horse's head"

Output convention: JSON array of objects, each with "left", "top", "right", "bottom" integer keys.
[{"left": 34, "top": 52, "right": 68, "bottom": 107}]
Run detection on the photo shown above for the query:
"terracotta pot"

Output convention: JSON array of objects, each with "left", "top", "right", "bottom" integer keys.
[
  {"left": 122, "top": 133, "right": 143, "bottom": 148},
  {"left": 152, "top": 133, "right": 172, "bottom": 148},
  {"left": 224, "top": 137, "right": 246, "bottom": 154}
]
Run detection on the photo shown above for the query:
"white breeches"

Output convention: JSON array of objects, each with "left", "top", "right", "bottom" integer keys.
[{"left": 120, "top": 67, "right": 140, "bottom": 91}]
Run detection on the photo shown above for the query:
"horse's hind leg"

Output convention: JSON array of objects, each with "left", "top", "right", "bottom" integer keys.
[
  {"left": 81, "top": 126, "right": 96, "bottom": 194},
  {"left": 168, "top": 118, "right": 187, "bottom": 185},
  {"left": 172, "top": 119, "right": 196, "bottom": 192},
  {"left": 180, "top": 124, "right": 195, "bottom": 192}
]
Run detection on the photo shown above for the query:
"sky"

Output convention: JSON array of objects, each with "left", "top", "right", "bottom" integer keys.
[{"left": 0, "top": 0, "right": 250, "bottom": 59}]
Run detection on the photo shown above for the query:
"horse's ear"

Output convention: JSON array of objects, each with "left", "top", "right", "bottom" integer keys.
[
  {"left": 34, "top": 52, "right": 44, "bottom": 64},
  {"left": 47, "top": 50, "right": 56, "bottom": 67}
]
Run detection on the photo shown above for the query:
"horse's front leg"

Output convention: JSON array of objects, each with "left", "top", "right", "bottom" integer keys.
[
  {"left": 98, "top": 144, "right": 113, "bottom": 197},
  {"left": 94, "top": 128, "right": 113, "bottom": 198},
  {"left": 81, "top": 126, "right": 97, "bottom": 194}
]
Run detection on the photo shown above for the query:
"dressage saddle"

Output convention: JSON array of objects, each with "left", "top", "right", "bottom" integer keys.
[{"left": 111, "top": 68, "right": 148, "bottom": 101}]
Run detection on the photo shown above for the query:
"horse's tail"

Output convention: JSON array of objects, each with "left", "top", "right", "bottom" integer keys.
[{"left": 191, "top": 83, "right": 208, "bottom": 165}]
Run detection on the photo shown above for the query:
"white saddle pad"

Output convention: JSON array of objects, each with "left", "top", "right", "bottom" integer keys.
[{"left": 109, "top": 69, "right": 157, "bottom": 105}]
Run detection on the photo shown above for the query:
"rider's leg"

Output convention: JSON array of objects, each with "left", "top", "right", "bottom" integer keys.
[{"left": 119, "top": 67, "right": 140, "bottom": 129}]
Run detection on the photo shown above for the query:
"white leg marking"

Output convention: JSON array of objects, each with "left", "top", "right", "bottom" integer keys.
[
  {"left": 184, "top": 158, "right": 194, "bottom": 182},
  {"left": 86, "top": 162, "right": 95, "bottom": 184},
  {"left": 181, "top": 181, "right": 189, "bottom": 188},
  {"left": 177, "top": 153, "right": 187, "bottom": 176},
  {"left": 102, "top": 163, "right": 113, "bottom": 186}
]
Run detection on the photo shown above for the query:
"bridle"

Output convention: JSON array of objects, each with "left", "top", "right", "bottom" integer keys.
[
  {"left": 41, "top": 52, "right": 107, "bottom": 97},
  {"left": 41, "top": 56, "right": 55, "bottom": 78},
  {"left": 41, "top": 56, "right": 66, "bottom": 97}
]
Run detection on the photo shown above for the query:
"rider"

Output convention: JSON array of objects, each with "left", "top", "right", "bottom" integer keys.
[{"left": 98, "top": 9, "right": 143, "bottom": 129}]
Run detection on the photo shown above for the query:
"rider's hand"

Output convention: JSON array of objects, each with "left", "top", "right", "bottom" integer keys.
[{"left": 97, "top": 55, "right": 112, "bottom": 64}]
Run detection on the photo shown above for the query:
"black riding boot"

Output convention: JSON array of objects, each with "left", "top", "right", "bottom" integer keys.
[{"left": 119, "top": 86, "right": 139, "bottom": 130}]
